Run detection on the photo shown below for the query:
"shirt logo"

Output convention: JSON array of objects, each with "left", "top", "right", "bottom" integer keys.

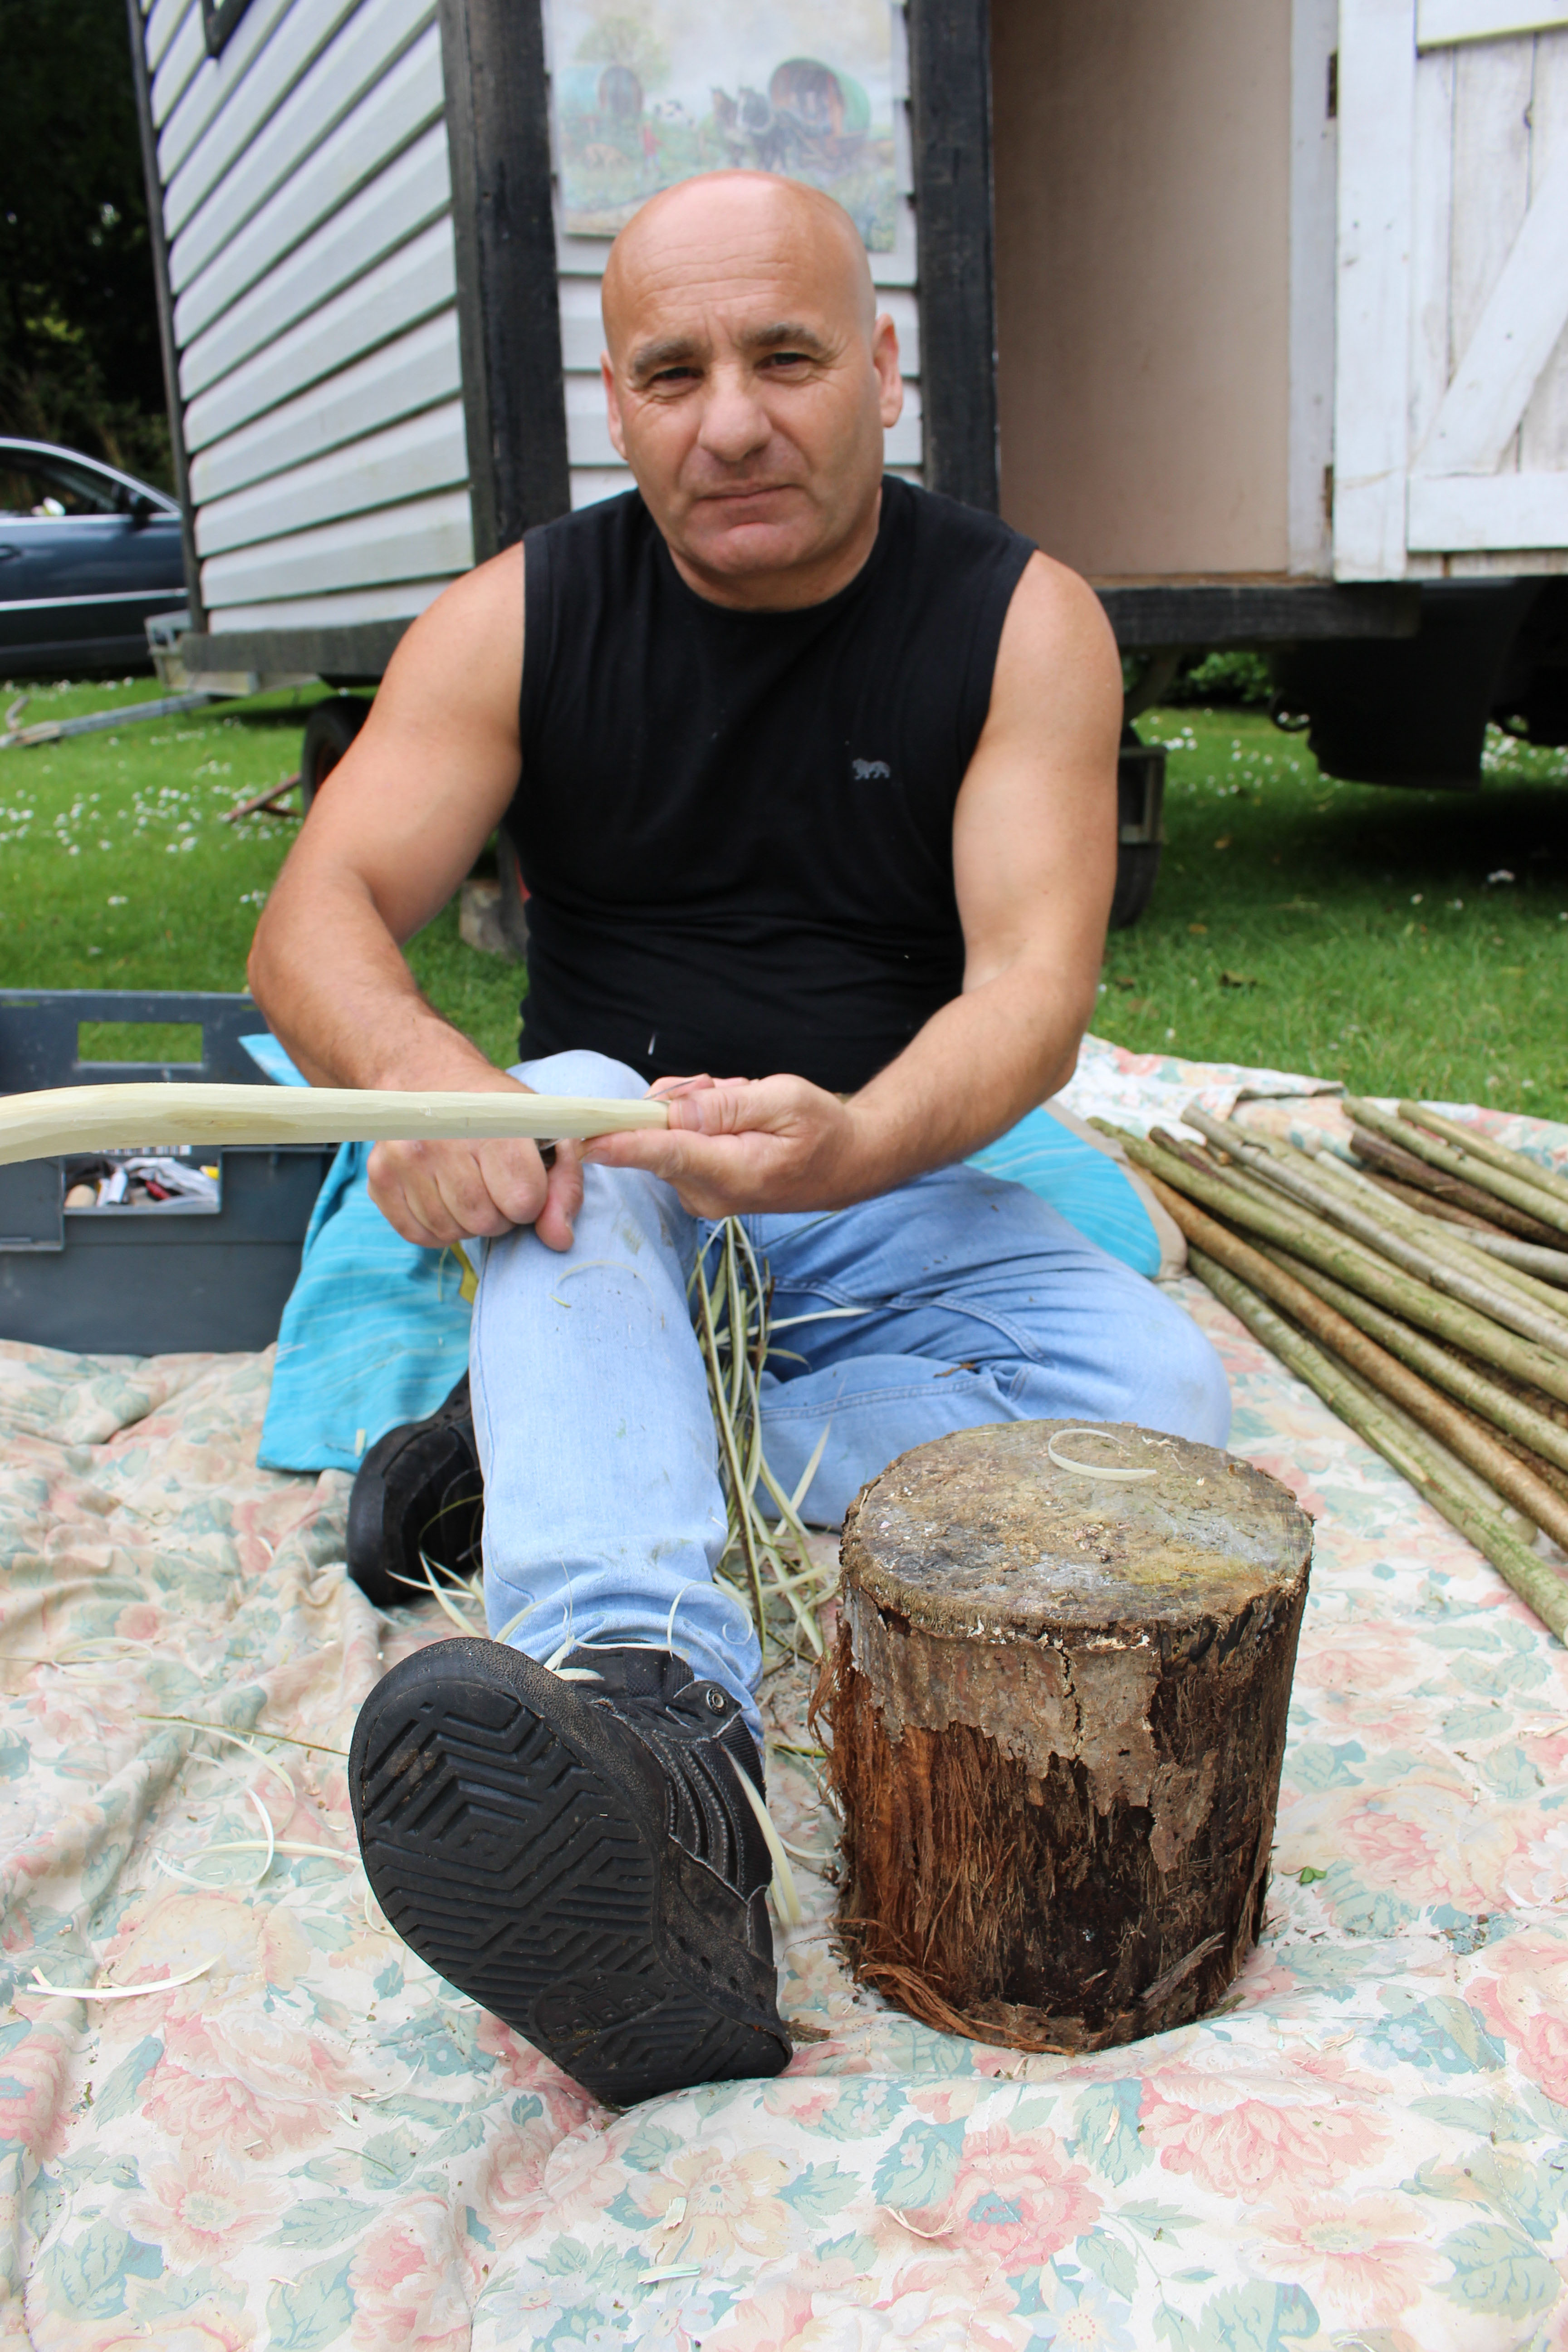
[{"left": 852, "top": 758, "right": 892, "bottom": 781}]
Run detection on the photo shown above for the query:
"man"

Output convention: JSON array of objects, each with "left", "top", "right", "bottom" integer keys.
[{"left": 249, "top": 172, "right": 1229, "bottom": 2108}]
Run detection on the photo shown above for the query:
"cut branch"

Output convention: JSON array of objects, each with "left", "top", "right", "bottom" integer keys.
[
  {"left": 1349, "top": 1124, "right": 1563, "bottom": 1243},
  {"left": 0, "top": 1083, "right": 671, "bottom": 1165},
  {"left": 1121, "top": 1130, "right": 1568, "bottom": 1408},
  {"left": 1180, "top": 1104, "right": 1568, "bottom": 1353},
  {"left": 1190, "top": 1249, "right": 1568, "bottom": 1641},
  {"left": 1400, "top": 1099, "right": 1568, "bottom": 1218},
  {"left": 222, "top": 774, "right": 301, "bottom": 823},
  {"left": 1257, "top": 1247, "right": 1568, "bottom": 1482},
  {"left": 1346, "top": 1097, "right": 1568, "bottom": 1240},
  {"left": 1146, "top": 1173, "right": 1568, "bottom": 1554},
  {"left": 1264, "top": 1128, "right": 1568, "bottom": 1326}
]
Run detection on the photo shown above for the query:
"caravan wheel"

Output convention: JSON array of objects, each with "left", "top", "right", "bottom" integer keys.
[{"left": 299, "top": 696, "right": 370, "bottom": 813}]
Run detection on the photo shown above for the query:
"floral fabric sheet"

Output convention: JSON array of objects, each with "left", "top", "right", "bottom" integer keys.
[
  {"left": 1, "top": 1054, "right": 1567, "bottom": 2350},
  {"left": 1054, "top": 1034, "right": 1343, "bottom": 1136}
]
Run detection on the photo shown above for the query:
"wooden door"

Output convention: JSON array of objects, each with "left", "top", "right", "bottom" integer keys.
[{"left": 1334, "top": 0, "right": 1568, "bottom": 577}]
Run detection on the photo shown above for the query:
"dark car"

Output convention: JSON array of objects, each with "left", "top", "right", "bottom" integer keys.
[{"left": 0, "top": 439, "right": 186, "bottom": 679}]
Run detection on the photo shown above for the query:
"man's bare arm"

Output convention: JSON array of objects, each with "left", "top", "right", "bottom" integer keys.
[
  {"left": 247, "top": 550, "right": 584, "bottom": 1250},
  {"left": 250, "top": 552, "right": 523, "bottom": 1087},
  {"left": 583, "top": 552, "right": 1121, "bottom": 1210},
  {"left": 850, "top": 551, "right": 1118, "bottom": 1168}
]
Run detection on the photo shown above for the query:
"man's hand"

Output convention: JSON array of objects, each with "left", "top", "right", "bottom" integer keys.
[
  {"left": 367, "top": 1133, "right": 585, "bottom": 1251},
  {"left": 579, "top": 1073, "right": 871, "bottom": 1217},
  {"left": 364, "top": 1067, "right": 583, "bottom": 1252}
]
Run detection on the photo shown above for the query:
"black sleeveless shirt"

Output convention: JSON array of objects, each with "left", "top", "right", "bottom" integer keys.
[{"left": 507, "top": 477, "right": 1034, "bottom": 1093}]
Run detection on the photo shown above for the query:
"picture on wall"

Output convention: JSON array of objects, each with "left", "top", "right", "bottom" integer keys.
[{"left": 545, "top": 0, "right": 899, "bottom": 250}]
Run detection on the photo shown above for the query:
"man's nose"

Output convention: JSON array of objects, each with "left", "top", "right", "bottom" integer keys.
[{"left": 696, "top": 367, "right": 772, "bottom": 466}]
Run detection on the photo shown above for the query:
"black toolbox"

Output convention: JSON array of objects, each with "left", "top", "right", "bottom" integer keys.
[{"left": 0, "top": 991, "right": 334, "bottom": 1356}]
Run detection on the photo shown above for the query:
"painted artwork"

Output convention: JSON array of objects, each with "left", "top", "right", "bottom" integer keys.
[{"left": 547, "top": 0, "right": 899, "bottom": 250}]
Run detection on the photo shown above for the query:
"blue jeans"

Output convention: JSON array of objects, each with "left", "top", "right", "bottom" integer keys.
[{"left": 471, "top": 1053, "right": 1231, "bottom": 1748}]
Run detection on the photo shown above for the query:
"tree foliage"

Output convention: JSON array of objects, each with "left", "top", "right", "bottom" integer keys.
[
  {"left": 0, "top": 0, "right": 172, "bottom": 484},
  {"left": 574, "top": 5, "right": 670, "bottom": 91}
]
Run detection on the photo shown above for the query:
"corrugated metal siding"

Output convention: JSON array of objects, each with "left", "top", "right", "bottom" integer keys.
[
  {"left": 548, "top": 0, "right": 926, "bottom": 510},
  {"left": 143, "top": 0, "right": 471, "bottom": 637}
]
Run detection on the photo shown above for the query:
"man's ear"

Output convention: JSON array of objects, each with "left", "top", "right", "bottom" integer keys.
[
  {"left": 602, "top": 354, "right": 628, "bottom": 460},
  {"left": 873, "top": 314, "right": 904, "bottom": 429}
]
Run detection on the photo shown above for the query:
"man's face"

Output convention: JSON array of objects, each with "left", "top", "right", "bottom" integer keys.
[{"left": 601, "top": 177, "right": 903, "bottom": 607}]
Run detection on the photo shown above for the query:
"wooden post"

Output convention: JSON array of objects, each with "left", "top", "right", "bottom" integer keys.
[
  {"left": 440, "top": 0, "right": 571, "bottom": 559},
  {"left": 821, "top": 1420, "right": 1313, "bottom": 2052},
  {"left": 906, "top": 0, "right": 1000, "bottom": 511}
]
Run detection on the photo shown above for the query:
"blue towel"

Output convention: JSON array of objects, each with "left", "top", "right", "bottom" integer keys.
[
  {"left": 967, "top": 1105, "right": 1160, "bottom": 1276},
  {"left": 256, "top": 1142, "right": 474, "bottom": 1474},
  {"left": 235, "top": 1032, "right": 307, "bottom": 1088},
  {"left": 245, "top": 1037, "right": 473, "bottom": 1475},
  {"left": 250, "top": 1042, "right": 1156, "bottom": 1472}
]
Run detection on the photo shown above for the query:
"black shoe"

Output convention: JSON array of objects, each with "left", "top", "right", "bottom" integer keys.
[
  {"left": 349, "top": 1637, "right": 792, "bottom": 2105},
  {"left": 345, "top": 1375, "right": 484, "bottom": 1610}
]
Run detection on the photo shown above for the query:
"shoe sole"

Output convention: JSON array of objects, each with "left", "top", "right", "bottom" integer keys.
[{"left": 350, "top": 1637, "right": 790, "bottom": 2105}]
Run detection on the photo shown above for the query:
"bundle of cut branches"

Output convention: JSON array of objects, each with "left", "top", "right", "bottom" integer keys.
[
  {"left": 1099, "top": 1097, "right": 1568, "bottom": 1641},
  {"left": 691, "top": 1218, "right": 839, "bottom": 1669}
]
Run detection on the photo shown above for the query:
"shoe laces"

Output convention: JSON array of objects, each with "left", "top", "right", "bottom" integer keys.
[{"left": 541, "top": 1641, "right": 801, "bottom": 1926}]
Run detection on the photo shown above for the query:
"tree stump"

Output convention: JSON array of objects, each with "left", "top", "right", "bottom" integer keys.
[{"left": 821, "top": 1419, "right": 1313, "bottom": 2051}]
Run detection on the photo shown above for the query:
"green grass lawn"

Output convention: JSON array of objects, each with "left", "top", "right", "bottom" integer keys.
[
  {"left": 0, "top": 676, "right": 525, "bottom": 1069},
  {"left": 2, "top": 676, "right": 1565, "bottom": 1116},
  {"left": 1102, "top": 706, "right": 1568, "bottom": 1120}
]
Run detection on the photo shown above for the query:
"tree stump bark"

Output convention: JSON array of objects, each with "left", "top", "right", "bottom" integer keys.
[{"left": 821, "top": 1419, "right": 1313, "bottom": 2051}]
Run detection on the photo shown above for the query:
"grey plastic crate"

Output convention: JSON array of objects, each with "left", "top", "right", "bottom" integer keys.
[{"left": 0, "top": 991, "right": 334, "bottom": 1356}]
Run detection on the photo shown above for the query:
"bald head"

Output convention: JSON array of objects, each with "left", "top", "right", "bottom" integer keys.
[
  {"left": 596, "top": 169, "right": 903, "bottom": 610},
  {"left": 602, "top": 173, "right": 877, "bottom": 362}
]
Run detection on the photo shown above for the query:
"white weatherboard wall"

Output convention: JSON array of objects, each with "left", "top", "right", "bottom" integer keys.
[
  {"left": 141, "top": 0, "right": 470, "bottom": 636},
  {"left": 544, "top": 0, "right": 925, "bottom": 511},
  {"left": 1335, "top": 0, "right": 1568, "bottom": 576}
]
